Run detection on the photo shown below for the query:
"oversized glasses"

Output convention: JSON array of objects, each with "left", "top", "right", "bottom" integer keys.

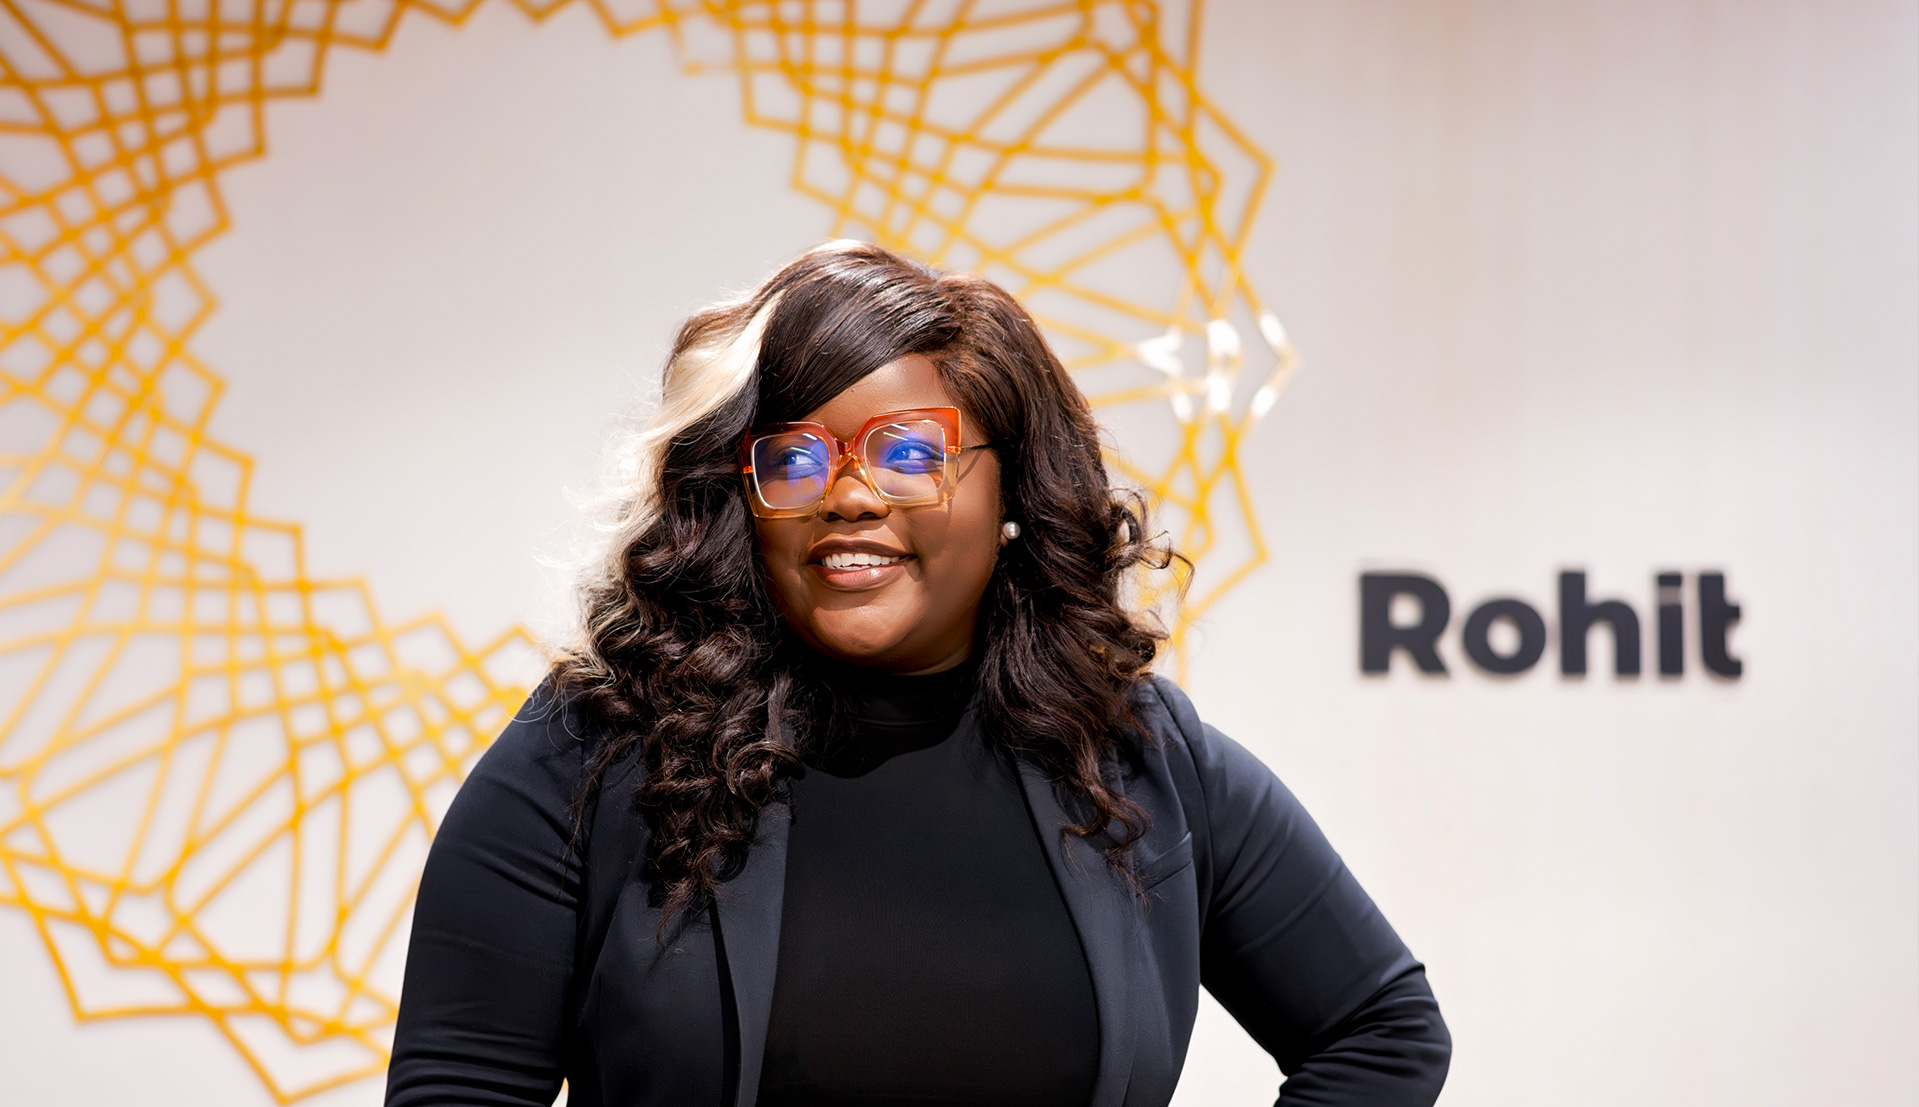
[{"left": 738, "top": 407, "right": 988, "bottom": 518}]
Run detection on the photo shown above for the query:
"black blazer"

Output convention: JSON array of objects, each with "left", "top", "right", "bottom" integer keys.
[{"left": 386, "top": 677, "right": 1450, "bottom": 1106}]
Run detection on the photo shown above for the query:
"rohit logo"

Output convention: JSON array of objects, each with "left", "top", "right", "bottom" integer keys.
[{"left": 1360, "top": 571, "right": 1744, "bottom": 679}]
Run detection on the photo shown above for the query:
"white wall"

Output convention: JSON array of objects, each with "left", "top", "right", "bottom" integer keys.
[
  {"left": 1, "top": 1, "right": 1912, "bottom": 1104},
  {"left": 1185, "top": 3, "right": 1918, "bottom": 1103}
]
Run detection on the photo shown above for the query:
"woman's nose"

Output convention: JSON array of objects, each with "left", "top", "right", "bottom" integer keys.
[{"left": 818, "top": 457, "right": 891, "bottom": 521}]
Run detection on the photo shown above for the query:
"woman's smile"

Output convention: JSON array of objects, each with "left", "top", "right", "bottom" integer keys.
[{"left": 809, "top": 537, "right": 915, "bottom": 590}]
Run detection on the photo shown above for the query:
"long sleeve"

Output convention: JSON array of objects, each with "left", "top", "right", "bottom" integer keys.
[
  {"left": 1151, "top": 679, "right": 1452, "bottom": 1106},
  {"left": 385, "top": 686, "right": 585, "bottom": 1107}
]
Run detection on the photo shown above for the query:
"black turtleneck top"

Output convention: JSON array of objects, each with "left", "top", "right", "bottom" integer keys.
[{"left": 756, "top": 659, "right": 1100, "bottom": 1106}]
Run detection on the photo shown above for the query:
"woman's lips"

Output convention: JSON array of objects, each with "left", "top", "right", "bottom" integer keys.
[{"left": 810, "top": 555, "right": 912, "bottom": 591}]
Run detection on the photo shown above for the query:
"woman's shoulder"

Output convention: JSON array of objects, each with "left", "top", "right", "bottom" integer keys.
[
  {"left": 474, "top": 675, "right": 589, "bottom": 769},
  {"left": 1130, "top": 673, "right": 1205, "bottom": 744},
  {"left": 1127, "top": 673, "right": 1234, "bottom": 778},
  {"left": 1125, "top": 673, "right": 1289, "bottom": 824},
  {"left": 445, "top": 673, "right": 607, "bottom": 835}
]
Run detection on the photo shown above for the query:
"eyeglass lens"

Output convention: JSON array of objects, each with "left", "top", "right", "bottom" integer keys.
[
  {"left": 864, "top": 419, "right": 948, "bottom": 502},
  {"left": 750, "top": 431, "right": 834, "bottom": 511}
]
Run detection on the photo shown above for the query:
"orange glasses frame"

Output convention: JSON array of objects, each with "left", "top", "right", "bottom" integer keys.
[{"left": 737, "top": 406, "right": 988, "bottom": 519}]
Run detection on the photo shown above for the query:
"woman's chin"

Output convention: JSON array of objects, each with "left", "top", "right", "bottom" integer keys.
[
  {"left": 801, "top": 618, "right": 931, "bottom": 670},
  {"left": 808, "top": 637, "right": 914, "bottom": 669}
]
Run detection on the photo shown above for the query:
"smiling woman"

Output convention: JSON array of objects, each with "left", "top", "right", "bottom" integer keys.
[{"left": 384, "top": 241, "right": 1451, "bottom": 1107}]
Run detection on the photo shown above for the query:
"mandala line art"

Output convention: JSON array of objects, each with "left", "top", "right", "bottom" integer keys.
[{"left": 0, "top": 0, "right": 1295, "bottom": 1098}]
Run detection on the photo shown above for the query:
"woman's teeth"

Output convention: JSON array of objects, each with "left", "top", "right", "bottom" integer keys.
[{"left": 820, "top": 551, "right": 906, "bottom": 570}]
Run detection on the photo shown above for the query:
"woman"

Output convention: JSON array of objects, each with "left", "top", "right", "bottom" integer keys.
[{"left": 386, "top": 242, "right": 1450, "bottom": 1107}]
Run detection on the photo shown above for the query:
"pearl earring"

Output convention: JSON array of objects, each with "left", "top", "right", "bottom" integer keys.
[{"left": 1001, "top": 520, "right": 1022, "bottom": 542}]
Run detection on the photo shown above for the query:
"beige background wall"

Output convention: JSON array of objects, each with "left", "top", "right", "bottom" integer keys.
[{"left": 1, "top": 1, "right": 1913, "bottom": 1103}]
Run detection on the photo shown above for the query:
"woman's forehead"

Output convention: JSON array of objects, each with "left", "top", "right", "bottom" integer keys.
[{"left": 802, "top": 354, "right": 955, "bottom": 437}]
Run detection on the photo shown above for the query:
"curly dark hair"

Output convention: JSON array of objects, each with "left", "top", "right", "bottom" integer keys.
[{"left": 558, "top": 241, "right": 1175, "bottom": 926}]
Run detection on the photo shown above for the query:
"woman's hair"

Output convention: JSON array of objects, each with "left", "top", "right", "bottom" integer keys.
[{"left": 559, "top": 240, "right": 1173, "bottom": 925}]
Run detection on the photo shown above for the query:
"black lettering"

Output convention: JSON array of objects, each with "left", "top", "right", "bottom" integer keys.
[
  {"left": 1360, "top": 573, "right": 1450, "bottom": 675},
  {"left": 1657, "top": 571, "right": 1684, "bottom": 677},
  {"left": 1699, "top": 572, "right": 1743, "bottom": 678},
  {"left": 1462, "top": 598, "right": 1547, "bottom": 675},
  {"left": 1559, "top": 570, "right": 1642, "bottom": 676}
]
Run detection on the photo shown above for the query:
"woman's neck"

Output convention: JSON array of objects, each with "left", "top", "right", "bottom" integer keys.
[
  {"left": 801, "top": 652, "right": 982, "bottom": 776},
  {"left": 811, "top": 650, "right": 980, "bottom": 725}
]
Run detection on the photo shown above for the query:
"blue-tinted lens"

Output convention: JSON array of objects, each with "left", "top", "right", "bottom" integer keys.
[
  {"left": 865, "top": 420, "right": 947, "bottom": 501},
  {"left": 752, "top": 432, "right": 832, "bottom": 509}
]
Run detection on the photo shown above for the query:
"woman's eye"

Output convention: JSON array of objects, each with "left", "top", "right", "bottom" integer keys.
[
  {"left": 880, "top": 439, "right": 941, "bottom": 471},
  {"left": 773, "top": 446, "right": 825, "bottom": 474}
]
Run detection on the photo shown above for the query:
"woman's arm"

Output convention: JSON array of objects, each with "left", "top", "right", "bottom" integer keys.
[
  {"left": 1150, "top": 679, "right": 1452, "bottom": 1106},
  {"left": 385, "top": 686, "right": 585, "bottom": 1107}
]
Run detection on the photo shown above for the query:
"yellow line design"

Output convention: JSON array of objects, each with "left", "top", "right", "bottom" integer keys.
[{"left": 0, "top": 0, "right": 1293, "bottom": 1098}]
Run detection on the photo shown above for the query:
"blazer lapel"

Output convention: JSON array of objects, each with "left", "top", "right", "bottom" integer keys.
[
  {"left": 1017, "top": 758, "right": 1138, "bottom": 1107},
  {"left": 713, "top": 799, "right": 791, "bottom": 1107}
]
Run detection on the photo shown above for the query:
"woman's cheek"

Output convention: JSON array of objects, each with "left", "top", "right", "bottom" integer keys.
[{"left": 755, "top": 527, "right": 809, "bottom": 618}]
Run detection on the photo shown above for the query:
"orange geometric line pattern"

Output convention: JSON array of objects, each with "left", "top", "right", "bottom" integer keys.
[{"left": 0, "top": 0, "right": 1292, "bottom": 1099}]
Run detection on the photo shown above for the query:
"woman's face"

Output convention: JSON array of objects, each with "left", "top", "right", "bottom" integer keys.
[{"left": 753, "top": 354, "right": 1003, "bottom": 674}]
